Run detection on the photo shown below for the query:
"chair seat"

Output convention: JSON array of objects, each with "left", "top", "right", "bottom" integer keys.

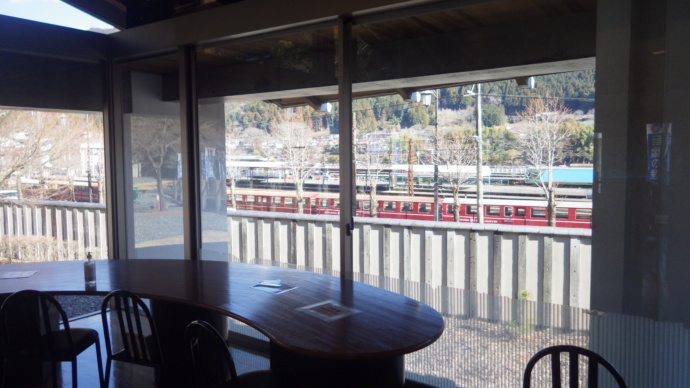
[
  {"left": 13, "top": 328, "right": 99, "bottom": 360},
  {"left": 0, "top": 290, "right": 104, "bottom": 388},
  {"left": 111, "top": 333, "right": 162, "bottom": 366},
  {"left": 234, "top": 369, "right": 278, "bottom": 388}
]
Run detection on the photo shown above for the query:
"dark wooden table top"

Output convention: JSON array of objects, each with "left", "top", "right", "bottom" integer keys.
[{"left": 0, "top": 260, "right": 444, "bottom": 360}]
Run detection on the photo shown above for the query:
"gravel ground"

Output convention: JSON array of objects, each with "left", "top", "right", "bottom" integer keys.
[
  {"left": 57, "top": 295, "right": 104, "bottom": 318},
  {"left": 6, "top": 180, "right": 593, "bottom": 387},
  {"left": 132, "top": 180, "right": 227, "bottom": 246},
  {"left": 406, "top": 315, "right": 589, "bottom": 387}
]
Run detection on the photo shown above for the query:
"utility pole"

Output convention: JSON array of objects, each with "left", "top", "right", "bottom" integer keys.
[
  {"left": 407, "top": 138, "right": 414, "bottom": 196},
  {"left": 86, "top": 114, "right": 93, "bottom": 203},
  {"left": 413, "top": 89, "right": 441, "bottom": 220},
  {"left": 476, "top": 84, "right": 484, "bottom": 223},
  {"left": 433, "top": 89, "right": 440, "bottom": 221}
]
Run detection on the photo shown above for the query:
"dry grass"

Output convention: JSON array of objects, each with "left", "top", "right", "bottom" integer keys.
[{"left": 0, "top": 235, "right": 89, "bottom": 263}]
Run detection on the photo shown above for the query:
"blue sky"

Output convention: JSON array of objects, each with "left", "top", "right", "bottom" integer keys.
[{"left": 0, "top": 0, "right": 113, "bottom": 30}]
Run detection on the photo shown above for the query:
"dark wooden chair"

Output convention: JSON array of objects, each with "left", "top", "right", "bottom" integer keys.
[
  {"left": 0, "top": 289, "right": 104, "bottom": 388},
  {"left": 186, "top": 319, "right": 277, "bottom": 388},
  {"left": 101, "top": 289, "right": 164, "bottom": 388},
  {"left": 523, "top": 345, "right": 627, "bottom": 388}
]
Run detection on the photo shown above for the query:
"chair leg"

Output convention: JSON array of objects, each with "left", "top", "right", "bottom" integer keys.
[
  {"left": 95, "top": 339, "right": 105, "bottom": 388},
  {"left": 52, "top": 361, "right": 60, "bottom": 388},
  {"left": 104, "top": 357, "right": 112, "bottom": 388},
  {"left": 72, "top": 359, "right": 78, "bottom": 388},
  {"left": 0, "top": 358, "right": 8, "bottom": 388}
]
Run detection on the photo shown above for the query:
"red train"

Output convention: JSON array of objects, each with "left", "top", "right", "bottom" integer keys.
[{"left": 229, "top": 189, "right": 592, "bottom": 229}]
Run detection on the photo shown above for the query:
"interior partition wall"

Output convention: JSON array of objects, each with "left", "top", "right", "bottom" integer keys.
[{"left": 112, "top": 53, "right": 186, "bottom": 259}]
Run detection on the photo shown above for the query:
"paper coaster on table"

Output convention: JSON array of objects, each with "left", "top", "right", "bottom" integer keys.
[
  {"left": 297, "top": 299, "right": 361, "bottom": 322},
  {"left": 252, "top": 279, "right": 297, "bottom": 294},
  {"left": 0, "top": 271, "right": 36, "bottom": 279}
]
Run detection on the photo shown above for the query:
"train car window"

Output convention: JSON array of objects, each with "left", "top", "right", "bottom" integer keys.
[
  {"left": 466, "top": 205, "right": 477, "bottom": 215},
  {"left": 235, "top": 195, "right": 243, "bottom": 203},
  {"left": 273, "top": 197, "right": 282, "bottom": 205},
  {"left": 487, "top": 206, "right": 500, "bottom": 216},
  {"left": 516, "top": 208, "right": 526, "bottom": 216},
  {"left": 447, "top": 204, "right": 455, "bottom": 214},
  {"left": 285, "top": 198, "right": 293, "bottom": 205},
  {"left": 384, "top": 202, "right": 395, "bottom": 211},
  {"left": 260, "top": 197, "right": 269, "bottom": 204},
  {"left": 363, "top": 201, "right": 371, "bottom": 210},
  {"left": 576, "top": 209, "right": 592, "bottom": 219},
  {"left": 419, "top": 203, "right": 431, "bottom": 213},
  {"left": 402, "top": 202, "right": 412, "bottom": 212},
  {"left": 531, "top": 208, "right": 547, "bottom": 218},
  {"left": 320, "top": 199, "right": 329, "bottom": 207},
  {"left": 555, "top": 208, "right": 569, "bottom": 219},
  {"left": 334, "top": 200, "right": 340, "bottom": 208},
  {"left": 504, "top": 207, "right": 513, "bottom": 217},
  {"left": 246, "top": 196, "right": 254, "bottom": 203}
]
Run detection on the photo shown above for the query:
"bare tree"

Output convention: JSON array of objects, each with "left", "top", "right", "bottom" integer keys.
[
  {"left": 434, "top": 128, "right": 477, "bottom": 221},
  {"left": 272, "top": 120, "right": 324, "bottom": 214},
  {"left": 225, "top": 126, "right": 244, "bottom": 210},
  {"left": 355, "top": 134, "right": 387, "bottom": 218},
  {"left": 519, "top": 98, "right": 574, "bottom": 226},
  {"left": 131, "top": 116, "right": 180, "bottom": 211},
  {"left": 0, "top": 110, "right": 88, "bottom": 195}
]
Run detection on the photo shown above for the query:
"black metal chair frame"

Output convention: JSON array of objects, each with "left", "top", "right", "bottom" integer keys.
[
  {"left": 101, "top": 289, "right": 164, "bottom": 388},
  {"left": 523, "top": 345, "right": 627, "bottom": 388},
  {"left": 0, "top": 289, "right": 104, "bottom": 388},
  {"left": 187, "top": 319, "right": 278, "bottom": 388},
  {"left": 187, "top": 319, "right": 239, "bottom": 388}
]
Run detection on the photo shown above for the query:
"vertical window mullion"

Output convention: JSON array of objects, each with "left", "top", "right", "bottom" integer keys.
[
  {"left": 337, "top": 18, "right": 355, "bottom": 282},
  {"left": 179, "top": 46, "right": 202, "bottom": 261}
]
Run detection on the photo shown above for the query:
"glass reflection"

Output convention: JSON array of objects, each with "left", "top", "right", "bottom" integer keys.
[
  {"left": 195, "top": 27, "right": 337, "bottom": 262},
  {"left": 121, "top": 55, "right": 184, "bottom": 259}
]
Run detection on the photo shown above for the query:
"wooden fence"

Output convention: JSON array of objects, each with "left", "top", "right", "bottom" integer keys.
[
  {"left": 0, "top": 199, "right": 108, "bottom": 260},
  {"left": 0, "top": 199, "right": 592, "bottom": 315},
  {"left": 228, "top": 210, "right": 592, "bottom": 311}
]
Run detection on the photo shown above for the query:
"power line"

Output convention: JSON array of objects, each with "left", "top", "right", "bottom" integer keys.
[{"left": 481, "top": 93, "right": 595, "bottom": 102}]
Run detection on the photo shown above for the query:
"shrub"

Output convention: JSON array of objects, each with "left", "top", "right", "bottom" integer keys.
[{"left": 0, "top": 235, "right": 82, "bottom": 263}]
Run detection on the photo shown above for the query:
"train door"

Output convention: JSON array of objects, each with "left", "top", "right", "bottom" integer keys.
[
  {"left": 509, "top": 206, "right": 527, "bottom": 225},
  {"left": 401, "top": 201, "right": 413, "bottom": 219},
  {"left": 382, "top": 201, "right": 398, "bottom": 218},
  {"left": 417, "top": 202, "right": 433, "bottom": 220}
]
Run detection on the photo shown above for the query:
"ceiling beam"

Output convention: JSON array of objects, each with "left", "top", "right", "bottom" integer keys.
[
  {"left": 157, "top": 10, "right": 594, "bottom": 103},
  {"left": 0, "top": 15, "right": 109, "bottom": 63},
  {"left": 108, "top": 0, "right": 425, "bottom": 59},
  {"left": 396, "top": 88, "right": 415, "bottom": 101}
]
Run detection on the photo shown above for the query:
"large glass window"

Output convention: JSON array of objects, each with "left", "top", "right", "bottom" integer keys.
[
  {"left": 351, "top": 14, "right": 596, "bottom": 386},
  {"left": 195, "top": 27, "right": 338, "bottom": 263},
  {"left": 0, "top": 108, "right": 108, "bottom": 261},
  {"left": 120, "top": 54, "right": 184, "bottom": 259}
]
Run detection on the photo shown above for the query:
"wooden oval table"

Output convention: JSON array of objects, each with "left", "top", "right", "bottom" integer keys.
[{"left": 0, "top": 259, "right": 445, "bottom": 387}]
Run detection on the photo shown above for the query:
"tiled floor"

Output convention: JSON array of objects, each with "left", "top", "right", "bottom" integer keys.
[
  {"left": 14, "top": 312, "right": 271, "bottom": 388},
  {"left": 12, "top": 312, "right": 431, "bottom": 387}
]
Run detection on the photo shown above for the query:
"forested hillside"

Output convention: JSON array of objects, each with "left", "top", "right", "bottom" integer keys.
[{"left": 227, "top": 70, "right": 595, "bottom": 135}]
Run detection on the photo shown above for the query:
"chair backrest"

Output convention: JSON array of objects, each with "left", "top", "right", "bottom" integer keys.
[
  {"left": 101, "top": 289, "right": 162, "bottom": 365},
  {"left": 186, "top": 319, "right": 238, "bottom": 388},
  {"left": 0, "top": 289, "right": 74, "bottom": 358},
  {"left": 523, "top": 345, "right": 627, "bottom": 388}
]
